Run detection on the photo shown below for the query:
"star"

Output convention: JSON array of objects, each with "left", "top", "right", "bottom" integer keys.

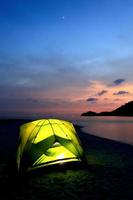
[{"left": 61, "top": 16, "right": 65, "bottom": 20}]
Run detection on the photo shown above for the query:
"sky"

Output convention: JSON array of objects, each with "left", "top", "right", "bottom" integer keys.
[{"left": 0, "top": 0, "right": 133, "bottom": 118}]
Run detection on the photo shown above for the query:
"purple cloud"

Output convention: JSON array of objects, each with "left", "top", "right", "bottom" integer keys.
[
  {"left": 113, "top": 79, "right": 125, "bottom": 85},
  {"left": 87, "top": 98, "right": 98, "bottom": 103},
  {"left": 97, "top": 90, "right": 108, "bottom": 96},
  {"left": 113, "top": 91, "right": 129, "bottom": 95}
]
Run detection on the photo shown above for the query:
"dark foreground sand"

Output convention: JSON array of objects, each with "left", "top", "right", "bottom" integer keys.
[{"left": 0, "top": 119, "right": 133, "bottom": 200}]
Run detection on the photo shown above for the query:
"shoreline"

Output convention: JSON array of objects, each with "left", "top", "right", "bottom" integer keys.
[
  {"left": 75, "top": 124, "right": 133, "bottom": 147},
  {"left": 75, "top": 125, "right": 133, "bottom": 169}
]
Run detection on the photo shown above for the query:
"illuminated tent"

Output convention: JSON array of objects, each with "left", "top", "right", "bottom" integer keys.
[{"left": 17, "top": 119, "right": 84, "bottom": 172}]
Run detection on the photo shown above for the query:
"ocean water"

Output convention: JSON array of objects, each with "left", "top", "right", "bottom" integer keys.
[{"left": 71, "top": 116, "right": 133, "bottom": 145}]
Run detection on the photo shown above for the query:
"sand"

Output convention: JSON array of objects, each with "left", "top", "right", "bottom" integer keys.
[{"left": 0, "top": 119, "right": 133, "bottom": 200}]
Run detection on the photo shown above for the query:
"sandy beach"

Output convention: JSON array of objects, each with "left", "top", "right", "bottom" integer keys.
[{"left": 0, "top": 119, "right": 133, "bottom": 200}]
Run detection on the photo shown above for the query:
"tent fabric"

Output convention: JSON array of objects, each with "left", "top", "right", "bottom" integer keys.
[{"left": 17, "top": 119, "right": 84, "bottom": 172}]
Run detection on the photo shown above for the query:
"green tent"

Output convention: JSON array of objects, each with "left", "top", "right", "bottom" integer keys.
[{"left": 17, "top": 119, "right": 84, "bottom": 172}]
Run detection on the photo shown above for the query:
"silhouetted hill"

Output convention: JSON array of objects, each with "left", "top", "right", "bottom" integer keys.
[{"left": 81, "top": 101, "right": 133, "bottom": 116}]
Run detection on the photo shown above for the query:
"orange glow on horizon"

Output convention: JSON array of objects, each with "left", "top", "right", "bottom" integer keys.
[{"left": 2, "top": 80, "right": 132, "bottom": 117}]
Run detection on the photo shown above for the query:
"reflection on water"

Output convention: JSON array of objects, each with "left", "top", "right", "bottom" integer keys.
[{"left": 72, "top": 116, "right": 133, "bottom": 145}]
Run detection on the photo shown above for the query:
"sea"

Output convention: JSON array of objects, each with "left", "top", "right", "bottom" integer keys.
[{"left": 70, "top": 116, "right": 133, "bottom": 145}]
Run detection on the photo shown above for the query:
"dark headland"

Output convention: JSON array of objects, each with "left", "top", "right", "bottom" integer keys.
[{"left": 81, "top": 100, "right": 133, "bottom": 116}]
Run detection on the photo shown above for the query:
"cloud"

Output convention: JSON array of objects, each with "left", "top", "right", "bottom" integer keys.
[
  {"left": 0, "top": 54, "right": 90, "bottom": 90},
  {"left": 87, "top": 98, "right": 98, "bottom": 103},
  {"left": 113, "top": 91, "right": 129, "bottom": 95},
  {"left": 26, "top": 98, "right": 40, "bottom": 104},
  {"left": 97, "top": 90, "right": 108, "bottom": 96},
  {"left": 113, "top": 78, "right": 125, "bottom": 85},
  {"left": 0, "top": 52, "right": 133, "bottom": 117}
]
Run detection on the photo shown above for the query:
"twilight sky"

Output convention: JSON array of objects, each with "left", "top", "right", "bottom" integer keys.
[{"left": 0, "top": 0, "right": 133, "bottom": 118}]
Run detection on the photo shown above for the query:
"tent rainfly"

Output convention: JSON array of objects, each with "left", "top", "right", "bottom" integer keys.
[{"left": 17, "top": 119, "right": 84, "bottom": 172}]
